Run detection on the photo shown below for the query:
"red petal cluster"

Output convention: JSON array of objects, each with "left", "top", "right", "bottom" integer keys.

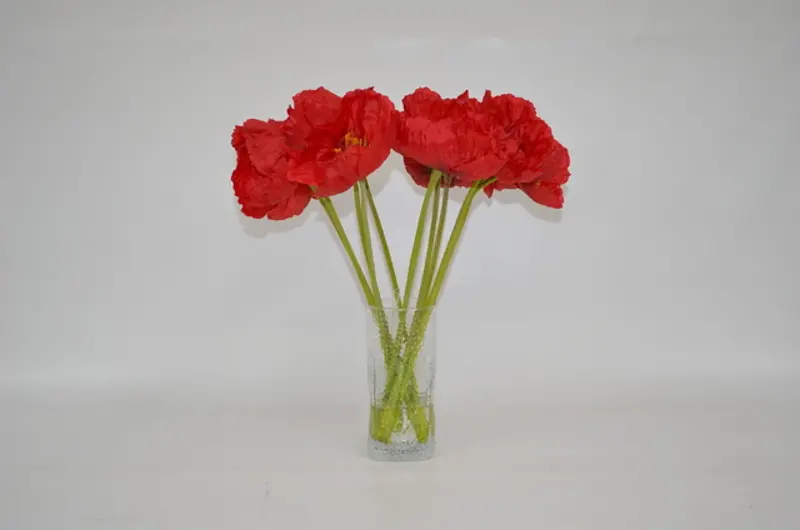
[
  {"left": 231, "top": 119, "right": 311, "bottom": 220},
  {"left": 395, "top": 88, "right": 513, "bottom": 188},
  {"left": 284, "top": 87, "right": 395, "bottom": 197},
  {"left": 394, "top": 88, "right": 571, "bottom": 208},
  {"left": 230, "top": 86, "right": 571, "bottom": 219},
  {"left": 230, "top": 87, "right": 396, "bottom": 220},
  {"left": 482, "top": 91, "right": 571, "bottom": 208}
]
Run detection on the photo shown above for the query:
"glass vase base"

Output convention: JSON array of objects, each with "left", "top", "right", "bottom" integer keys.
[{"left": 367, "top": 438, "right": 435, "bottom": 462}]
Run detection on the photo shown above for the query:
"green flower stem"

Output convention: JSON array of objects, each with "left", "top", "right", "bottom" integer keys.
[
  {"left": 354, "top": 183, "right": 382, "bottom": 305},
  {"left": 362, "top": 180, "right": 419, "bottom": 426},
  {"left": 417, "top": 182, "right": 441, "bottom": 304},
  {"left": 353, "top": 184, "right": 398, "bottom": 398},
  {"left": 427, "top": 178, "right": 494, "bottom": 305},
  {"left": 430, "top": 184, "right": 450, "bottom": 291},
  {"left": 320, "top": 190, "right": 428, "bottom": 444},
  {"left": 363, "top": 180, "right": 401, "bottom": 307},
  {"left": 402, "top": 170, "right": 442, "bottom": 308},
  {"left": 355, "top": 182, "right": 413, "bottom": 441},
  {"left": 395, "top": 169, "right": 441, "bottom": 348},
  {"left": 384, "top": 171, "right": 441, "bottom": 389},
  {"left": 319, "top": 195, "right": 394, "bottom": 440},
  {"left": 403, "top": 181, "right": 448, "bottom": 441},
  {"left": 364, "top": 178, "right": 426, "bottom": 435},
  {"left": 319, "top": 197, "right": 374, "bottom": 304},
  {"left": 373, "top": 172, "right": 441, "bottom": 443},
  {"left": 425, "top": 189, "right": 478, "bottom": 306},
  {"left": 375, "top": 179, "right": 494, "bottom": 438}
]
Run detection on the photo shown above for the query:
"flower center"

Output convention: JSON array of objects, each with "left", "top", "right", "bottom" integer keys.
[{"left": 335, "top": 132, "right": 368, "bottom": 152}]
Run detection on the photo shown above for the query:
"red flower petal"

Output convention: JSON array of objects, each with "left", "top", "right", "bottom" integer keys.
[
  {"left": 235, "top": 119, "right": 289, "bottom": 177},
  {"left": 264, "top": 185, "right": 312, "bottom": 220},
  {"left": 538, "top": 141, "right": 571, "bottom": 185},
  {"left": 396, "top": 118, "right": 458, "bottom": 172},
  {"left": 286, "top": 159, "right": 325, "bottom": 187},
  {"left": 481, "top": 90, "right": 538, "bottom": 130},
  {"left": 519, "top": 181, "right": 564, "bottom": 209},
  {"left": 394, "top": 88, "right": 513, "bottom": 185},
  {"left": 342, "top": 87, "right": 395, "bottom": 142},
  {"left": 403, "top": 157, "right": 433, "bottom": 188},
  {"left": 231, "top": 121, "right": 312, "bottom": 220},
  {"left": 285, "top": 87, "right": 342, "bottom": 146},
  {"left": 231, "top": 156, "right": 293, "bottom": 218},
  {"left": 480, "top": 91, "right": 571, "bottom": 207},
  {"left": 333, "top": 88, "right": 395, "bottom": 181},
  {"left": 401, "top": 87, "right": 446, "bottom": 118},
  {"left": 404, "top": 157, "right": 472, "bottom": 189},
  {"left": 284, "top": 87, "right": 395, "bottom": 197},
  {"left": 312, "top": 178, "right": 356, "bottom": 198}
]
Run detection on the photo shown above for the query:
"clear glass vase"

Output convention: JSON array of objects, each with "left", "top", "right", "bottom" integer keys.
[{"left": 366, "top": 300, "right": 437, "bottom": 461}]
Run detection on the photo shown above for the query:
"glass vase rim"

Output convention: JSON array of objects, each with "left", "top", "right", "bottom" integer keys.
[{"left": 366, "top": 296, "right": 437, "bottom": 311}]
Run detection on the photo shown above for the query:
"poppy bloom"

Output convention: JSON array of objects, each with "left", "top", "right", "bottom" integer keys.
[
  {"left": 231, "top": 119, "right": 312, "bottom": 220},
  {"left": 481, "top": 90, "right": 571, "bottom": 208},
  {"left": 394, "top": 88, "right": 514, "bottom": 188},
  {"left": 284, "top": 87, "right": 396, "bottom": 197}
]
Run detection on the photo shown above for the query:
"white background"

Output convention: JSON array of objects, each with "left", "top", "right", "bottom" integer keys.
[{"left": 1, "top": 0, "right": 798, "bottom": 528}]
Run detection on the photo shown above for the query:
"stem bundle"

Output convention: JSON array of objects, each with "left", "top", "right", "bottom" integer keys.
[{"left": 322, "top": 174, "right": 495, "bottom": 445}]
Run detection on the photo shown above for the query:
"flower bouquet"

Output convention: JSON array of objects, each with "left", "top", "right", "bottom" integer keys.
[{"left": 230, "top": 86, "right": 570, "bottom": 461}]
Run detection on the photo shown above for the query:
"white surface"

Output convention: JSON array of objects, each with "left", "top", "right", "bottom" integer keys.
[
  {"left": 1, "top": 0, "right": 799, "bottom": 528},
  {"left": 2, "top": 379, "right": 798, "bottom": 529}
]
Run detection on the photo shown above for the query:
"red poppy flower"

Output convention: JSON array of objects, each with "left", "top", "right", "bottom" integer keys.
[
  {"left": 284, "top": 87, "right": 395, "bottom": 197},
  {"left": 394, "top": 88, "right": 514, "bottom": 187},
  {"left": 481, "top": 90, "right": 571, "bottom": 208},
  {"left": 231, "top": 119, "right": 312, "bottom": 220}
]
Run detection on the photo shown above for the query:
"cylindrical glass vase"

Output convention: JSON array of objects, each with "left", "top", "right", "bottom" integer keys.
[{"left": 366, "top": 300, "right": 437, "bottom": 461}]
